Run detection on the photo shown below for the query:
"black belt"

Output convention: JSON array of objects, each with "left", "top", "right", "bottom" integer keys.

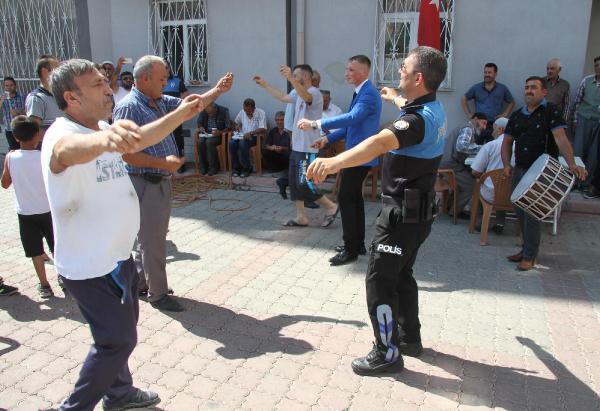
[
  {"left": 130, "top": 172, "right": 171, "bottom": 184},
  {"left": 381, "top": 191, "right": 437, "bottom": 223}
]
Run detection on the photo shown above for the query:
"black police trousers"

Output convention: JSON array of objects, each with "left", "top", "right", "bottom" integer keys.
[{"left": 366, "top": 205, "right": 433, "bottom": 362}]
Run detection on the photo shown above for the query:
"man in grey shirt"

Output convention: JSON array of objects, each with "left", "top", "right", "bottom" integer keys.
[
  {"left": 26, "top": 55, "right": 62, "bottom": 133},
  {"left": 254, "top": 64, "right": 339, "bottom": 227}
]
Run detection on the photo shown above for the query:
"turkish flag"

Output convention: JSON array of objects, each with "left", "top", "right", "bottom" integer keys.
[{"left": 417, "top": 0, "right": 441, "bottom": 50}]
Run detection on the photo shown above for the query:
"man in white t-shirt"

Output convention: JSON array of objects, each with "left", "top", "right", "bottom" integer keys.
[
  {"left": 230, "top": 98, "right": 267, "bottom": 177},
  {"left": 113, "top": 70, "right": 134, "bottom": 105},
  {"left": 471, "top": 117, "right": 510, "bottom": 234},
  {"left": 254, "top": 64, "right": 339, "bottom": 227},
  {"left": 42, "top": 58, "right": 232, "bottom": 410}
]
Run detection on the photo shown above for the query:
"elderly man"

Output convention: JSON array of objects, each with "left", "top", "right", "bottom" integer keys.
[
  {"left": 306, "top": 46, "right": 448, "bottom": 375},
  {"left": 502, "top": 76, "right": 586, "bottom": 271},
  {"left": 471, "top": 117, "right": 509, "bottom": 234},
  {"left": 572, "top": 56, "right": 600, "bottom": 191},
  {"left": 299, "top": 55, "right": 382, "bottom": 266},
  {"left": 461, "top": 63, "right": 515, "bottom": 144},
  {"left": 262, "top": 111, "right": 291, "bottom": 172},
  {"left": 114, "top": 56, "right": 232, "bottom": 312},
  {"left": 26, "top": 54, "right": 62, "bottom": 132},
  {"left": 1, "top": 76, "right": 26, "bottom": 150},
  {"left": 254, "top": 64, "right": 339, "bottom": 227},
  {"left": 41, "top": 58, "right": 228, "bottom": 410},
  {"left": 439, "top": 112, "right": 488, "bottom": 217},
  {"left": 196, "top": 101, "right": 231, "bottom": 175},
  {"left": 544, "top": 58, "right": 570, "bottom": 120}
]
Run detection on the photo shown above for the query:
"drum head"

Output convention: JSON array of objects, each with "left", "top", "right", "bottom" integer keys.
[{"left": 511, "top": 154, "right": 550, "bottom": 201}]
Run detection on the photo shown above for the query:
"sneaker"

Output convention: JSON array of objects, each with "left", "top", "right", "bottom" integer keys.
[
  {"left": 351, "top": 343, "right": 404, "bottom": 376},
  {"left": 139, "top": 288, "right": 174, "bottom": 299},
  {"left": 102, "top": 388, "right": 160, "bottom": 411},
  {"left": 583, "top": 188, "right": 600, "bottom": 199},
  {"left": 232, "top": 171, "right": 240, "bottom": 177},
  {"left": 0, "top": 283, "right": 18, "bottom": 296},
  {"left": 38, "top": 284, "right": 54, "bottom": 299},
  {"left": 239, "top": 171, "right": 248, "bottom": 178},
  {"left": 150, "top": 295, "right": 184, "bottom": 312}
]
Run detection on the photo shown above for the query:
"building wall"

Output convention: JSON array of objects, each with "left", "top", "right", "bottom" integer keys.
[{"left": 584, "top": 0, "right": 600, "bottom": 75}]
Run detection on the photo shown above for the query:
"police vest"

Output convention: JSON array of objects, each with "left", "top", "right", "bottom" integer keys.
[{"left": 163, "top": 77, "right": 182, "bottom": 96}]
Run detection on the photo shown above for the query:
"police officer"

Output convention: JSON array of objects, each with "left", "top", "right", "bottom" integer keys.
[
  {"left": 307, "top": 46, "right": 447, "bottom": 375},
  {"left": 163, "top": 62, "right": 189, "bottom": 172}
]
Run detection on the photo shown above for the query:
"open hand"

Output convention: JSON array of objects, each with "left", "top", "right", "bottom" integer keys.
[{"left": 103, "top": 120, "right": 142, "bottom": 154}]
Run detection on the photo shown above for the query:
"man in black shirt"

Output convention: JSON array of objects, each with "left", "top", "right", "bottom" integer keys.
[
  {"left": 308, "top": 46, "right": 447, "bottom": 375},
  {"left": 502, "top": 76, "right": 586, "bottom": 271}
]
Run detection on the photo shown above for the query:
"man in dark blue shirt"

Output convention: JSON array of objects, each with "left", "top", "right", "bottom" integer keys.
[
  {"left": 163, "top": 62, "right": 189, "bottom": 172},
  {"left": 462, "top": 63, "right": 515, "bottom": 143}
]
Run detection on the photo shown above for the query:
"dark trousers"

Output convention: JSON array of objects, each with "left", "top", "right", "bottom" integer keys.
[
  {"left": 5, "top": 130, "right": 20, "bottom": 150},
  {"left": 59, "top": 257, "right": 139, "bottom": 411},
  {"left": 198, "top": 136, "right": 221, "bottom": 172},
  {"left": 229, "top": 136, "right": 256, "bottom": 172},
  {"left": 513, "top": 166, "right": 541, "bottom": 260},
  {"left": 262, "top": 149, "right": 289, "bottom": 171},
  {"left": 173, "top": 125, "right": 184, "bottom": 158},
  {"left": 366, "top": 206, "right": 432, "bottom": 362},
  {"left": 338, "top": 166, "right": 370, "bottom": 254}
]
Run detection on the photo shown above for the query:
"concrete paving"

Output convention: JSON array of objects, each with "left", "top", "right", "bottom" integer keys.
[{"left": 1, "top": 181, "right": 600, "bottom": 410}]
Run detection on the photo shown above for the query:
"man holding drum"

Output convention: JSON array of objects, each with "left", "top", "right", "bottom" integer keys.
[{"left": 501, "top": 76, "right": 587, "bottom": 271}]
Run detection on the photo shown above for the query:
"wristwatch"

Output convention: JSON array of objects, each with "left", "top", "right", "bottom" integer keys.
[{"left": 310, "top": 120, "right": 318, "bottom": 129}]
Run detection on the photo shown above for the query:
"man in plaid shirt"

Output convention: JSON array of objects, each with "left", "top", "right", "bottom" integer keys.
[{"left": 1, "top": 77, "right": 26, "bottom": 150}]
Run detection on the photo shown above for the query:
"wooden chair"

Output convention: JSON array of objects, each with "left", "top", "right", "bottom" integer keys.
[
  {"left": 225, "top": 130, "right": 265, "bottom": 176},
  {"left": 468, "top": 169, "right": 513, "bottom": 245},
  {"left": 193, "top": 129, "right": 228, "bottom": 174},
  {"left": 435, "top": 169, "right": 458, "bottom": 224}
]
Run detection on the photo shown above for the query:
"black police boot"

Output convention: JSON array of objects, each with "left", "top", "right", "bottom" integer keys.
[
  {"left": 397, "top": 323, "right": 423, "bottom": 357},
  {"left": 351, "top": 343, "right": 404, "bottom": 376}
]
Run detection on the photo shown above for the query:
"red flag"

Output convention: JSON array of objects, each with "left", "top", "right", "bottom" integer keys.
[{"left": 417, "top": 0, "right": 441, "bottom": 50}]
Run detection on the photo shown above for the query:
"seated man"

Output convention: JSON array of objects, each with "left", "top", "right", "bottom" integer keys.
[
  {"left": 471, "top": 117, "right": 510, "bottom": 233},
  {"left": 262, "top": 111, "right": 290, "bottom": 172},
  {"left": 230, "top": 98, "right": 266, "bottom": 177},
  {"left": 439, "top": 112, "right": 488, "bottom": 216},
  {"left": 196, "top": 102, "right": 231, "bottom": 175}
]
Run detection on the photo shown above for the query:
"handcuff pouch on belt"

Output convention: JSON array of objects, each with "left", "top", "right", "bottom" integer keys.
[
  {"left": 142, "top": 172, "right": 165, "bottom": 184},
  {"left": 383, "top": 189, "right": 437, "bottom": 223}
]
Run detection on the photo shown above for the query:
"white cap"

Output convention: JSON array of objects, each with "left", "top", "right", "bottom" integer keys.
[
  {"left": 494, "top": 117, "right": 509, "bottom": 128},
  {"left": 100, "top": 60, "right": 115, "bottom": 67}
]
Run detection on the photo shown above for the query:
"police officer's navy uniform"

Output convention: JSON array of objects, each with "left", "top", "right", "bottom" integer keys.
[
  {"left": 353, "top": 92, "right": 446, "bottom": 374},
  {"left": 163, "top": 75, "right": 188, "bottom": 161}
]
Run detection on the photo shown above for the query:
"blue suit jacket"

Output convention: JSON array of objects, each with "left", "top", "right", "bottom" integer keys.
[{"left": 320, "top": 79, "right": 382, "bottom": 167}]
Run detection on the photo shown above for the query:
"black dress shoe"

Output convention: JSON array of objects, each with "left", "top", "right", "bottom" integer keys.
[
  {"left": 334, "top": 244, "right": 367, "bottom": 255},
  {"left": 329, "top": 250, "right": 358, "bottom": 266},
  {"left": 351, "top": 343, "right": 404, "bottom": 376}
]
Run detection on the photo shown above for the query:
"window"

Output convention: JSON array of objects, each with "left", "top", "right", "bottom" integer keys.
[
  {"left": 148, "top": 0, "right": 208, "bottom": 85},
  {"left": 0, "top": 0, "right": 79, "bottom": 93},
  {"left": 374, "top": 0, "right": 454, "bottom": 88}
]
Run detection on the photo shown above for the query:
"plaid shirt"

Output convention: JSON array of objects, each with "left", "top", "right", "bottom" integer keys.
[
  {"left": 570, "top": 75, "right": 600, "bottom": 123},
  {"left": 113, "top": 88, "right": 181, "bottom": 175},
  {"left": 2, "top": 92, "right": 25, "bottom": 131}
]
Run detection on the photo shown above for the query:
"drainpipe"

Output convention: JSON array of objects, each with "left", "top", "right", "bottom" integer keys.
[{"left": 296, "top": 0, "right": 305, "bottom": 64}]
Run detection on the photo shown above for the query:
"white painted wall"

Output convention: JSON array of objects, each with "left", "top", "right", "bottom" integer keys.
[{"left": 584, "top": 0, "right": 600, "bottom": 75}]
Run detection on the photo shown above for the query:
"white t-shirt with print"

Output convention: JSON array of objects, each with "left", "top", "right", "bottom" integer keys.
[
  {"left": 41, "top": 117, "right": 140, "bottom": 280},
  {"left": 289, "top": 87, "right": 323, "bottom": 153}
]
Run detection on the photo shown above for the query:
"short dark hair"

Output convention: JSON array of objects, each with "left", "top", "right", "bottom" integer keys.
[
  {"left": 120, "top": 71, "right": 133, "bottom": 78},
  {"left": 594, "top": 56, "right": 600, "bottom": 64},
  {"left": 243, "top": 98, "right": 255, "bottom": 107},
  {"left": 50, "top": 59, "right": 98, "bottom": 110},
  {"left": 471, "top": 112, "right": 488, "bottom": 121},
  {"left": 11, "top": 115, "right": 39, "bottom": 142},
  {"left": 320, "top": 89, "right": 331, "bottom": 96},
  {"left": 36, "top": 54, "right": 57, "bottom": 78},
  {"left": 525, "top": 75, "right": 547, "bottom": 89},
  {"left": 484, "top": 62, "right": 498, "bottom": 73},
  {"left": 3, "top": 76, "right": 16, "bottom": 85},
  {"left": 292, "top": 64, "right": 313, "bottom": 77},
  {"left": 275, "top": 111, "right": 285, "bottom": 118},
  {"left": 407, "top": 46, "right": 447, "bottom": 92},
  {"left": 349, "top": 54, "right": 371, "bottom": 68}
]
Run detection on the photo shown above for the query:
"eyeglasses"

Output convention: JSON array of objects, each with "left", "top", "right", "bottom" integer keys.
[{"left": 400, "top": 62, "right": 421, "bottom": 76}]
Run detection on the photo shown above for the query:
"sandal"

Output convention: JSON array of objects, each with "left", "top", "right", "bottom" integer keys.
[
  {"left": 283, "top": 219, "right": 308, "bottom": 227},
  {"left": 321, "top": 206, "right": 340, "bottom": 228}
]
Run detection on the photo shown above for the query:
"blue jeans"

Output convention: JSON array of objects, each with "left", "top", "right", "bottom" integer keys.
[
  {"left": 513, "top": 166, "right": 541, "bottom": 260},
  {"left": 229, "top": 136, "right": 256, "bottom": 172}
]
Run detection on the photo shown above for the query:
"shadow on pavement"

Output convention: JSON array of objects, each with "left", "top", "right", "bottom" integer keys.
[
  {"left": 160, "top": 296, "right": 366, "bottom": 360},
  {"left": 390, "top": 337, "right": 599, "bottom": 409},
  {"left": 165, "top": 240, "right": 200, "bottom": 263},
  {"left": 0, "top": 294, "right": 84, "bottom": 323},
  {"left": 0, "top": 336, "right": 20, "bottom": 356}
]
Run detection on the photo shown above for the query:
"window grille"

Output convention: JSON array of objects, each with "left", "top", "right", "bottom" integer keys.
[
  {"left": 0, "top": 0, "right": 79, "bottom": 94},
  {"left": 373, "top": 0, "right": 454, "bottom": 89},
  {"left": 148, "top": 0, "right": 209, "bottom": 85}
]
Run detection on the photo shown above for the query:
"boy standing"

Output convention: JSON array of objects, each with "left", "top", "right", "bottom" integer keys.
[{"left": 1, "top": 115, "right": 54, "bottom": 298}]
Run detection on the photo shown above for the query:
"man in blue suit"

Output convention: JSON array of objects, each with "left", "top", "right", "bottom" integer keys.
[{"left": 298, "top": 55, "right": 382, "bottom": 265}]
